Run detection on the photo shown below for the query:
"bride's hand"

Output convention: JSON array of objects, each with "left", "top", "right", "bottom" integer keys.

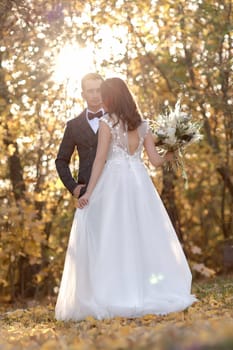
[
  {"left": 78, "top": 193, "right": 90, "bottom": 209},
  {"left": 165, "top": 151, "right": 175, "bottom": 162}
]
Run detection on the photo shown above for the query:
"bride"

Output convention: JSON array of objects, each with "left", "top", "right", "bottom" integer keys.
[{"left": 55, "top": 77, "right": 196, "bottom": 321}]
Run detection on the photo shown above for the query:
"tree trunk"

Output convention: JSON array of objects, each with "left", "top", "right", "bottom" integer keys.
[{"left": 161, "top": 166, "right": 184, "bottom": 243}]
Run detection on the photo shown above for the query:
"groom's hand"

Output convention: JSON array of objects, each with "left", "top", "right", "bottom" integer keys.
[{"left": 73, "top": 184, "right": 86, "bottom": 198}]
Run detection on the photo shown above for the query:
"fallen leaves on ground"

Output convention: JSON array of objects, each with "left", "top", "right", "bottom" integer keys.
[{"left": 0, "top": 276, "right": 232, "bottom": 350}]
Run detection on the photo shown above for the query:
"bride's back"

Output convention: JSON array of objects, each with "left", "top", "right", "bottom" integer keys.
[
  {"left": 127, "top": 129, "right": 140, "bottom": 155},
  {"left": 103, "top": 114, "right": 148, "bottom": 159}
]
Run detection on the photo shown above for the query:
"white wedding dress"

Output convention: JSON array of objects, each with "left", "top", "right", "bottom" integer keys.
[{"left": 55, "top": 114, "right": 196, "bottom": 321}]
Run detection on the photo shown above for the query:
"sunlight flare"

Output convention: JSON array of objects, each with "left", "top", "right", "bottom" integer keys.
[
  {"left": 53, "top": 43, "right": 96, "bottom": 96},
  {"left": 149, "top": 273, "right": 164, "bottom": 285},
  {"left": 53, "top": 24, "right": 128, "bottom": 97}
]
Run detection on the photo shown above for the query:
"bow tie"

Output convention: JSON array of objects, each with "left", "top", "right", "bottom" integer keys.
[{"left": 87, "top": 110, "right": 103, "bottom": 120}]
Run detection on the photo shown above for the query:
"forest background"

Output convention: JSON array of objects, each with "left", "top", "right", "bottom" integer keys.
[{"left": 0, "top": 0, "right": 232, "bottom": 301}]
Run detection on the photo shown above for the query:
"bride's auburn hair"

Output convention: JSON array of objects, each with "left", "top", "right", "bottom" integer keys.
[{"left": 100, "top": 78, "right": 142, "bottom": 131}]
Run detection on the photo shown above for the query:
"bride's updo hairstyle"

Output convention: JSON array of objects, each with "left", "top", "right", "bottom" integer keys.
[{"left": 100, "top": 78, "right": 142, "bottom": 131}]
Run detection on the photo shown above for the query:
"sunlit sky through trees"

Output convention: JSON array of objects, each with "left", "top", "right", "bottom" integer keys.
[{"left": 53, "top": 24, "right": 128, "bottom": 98}]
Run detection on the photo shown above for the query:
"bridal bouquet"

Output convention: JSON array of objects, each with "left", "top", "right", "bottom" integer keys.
[{"left": 151, "top": 100, "right": 203, "bottom": 187}]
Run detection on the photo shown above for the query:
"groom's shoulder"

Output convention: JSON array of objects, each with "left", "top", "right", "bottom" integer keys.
[{"left": 67, "top": 110, "right": 86, "bottom": 127}]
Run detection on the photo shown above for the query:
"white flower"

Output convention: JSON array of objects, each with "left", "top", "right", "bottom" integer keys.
[
  {"left": 164, "top": 127, "right": 177, "bottom": 145},
  {"left": 156, "top": 130, "right": 167, "bottom": 138},
  {"left": 179, "top": 112, "right": 192, "bottom": 122},
  {"left": 166, "top": 127, "right": 176, "bottom": 137}
]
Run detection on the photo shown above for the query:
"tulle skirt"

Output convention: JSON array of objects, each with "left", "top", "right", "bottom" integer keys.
[{"left": 55, "top": 159, "right": 196, "bottom": 321}]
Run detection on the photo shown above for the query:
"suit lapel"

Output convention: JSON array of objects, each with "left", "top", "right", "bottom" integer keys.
[{"left": 78, "top": 111, "right": 98, "bottom": 145}]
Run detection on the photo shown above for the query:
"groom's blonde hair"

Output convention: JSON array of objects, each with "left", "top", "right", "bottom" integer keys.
[{"left": 81, "top": 73, "right": 104, "bottom": 91}]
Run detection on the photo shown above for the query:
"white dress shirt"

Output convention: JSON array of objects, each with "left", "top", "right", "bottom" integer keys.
[{"left": 86, "top": 108, "right": 105, "bottom": 134}]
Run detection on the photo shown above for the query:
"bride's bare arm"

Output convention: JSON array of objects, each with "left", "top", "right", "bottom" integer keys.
[
  {"left": 78, "top": 121, "right": 111, "bottom": 207},
  {"left": 144, "top": 130, "right": 173, "bottom": 167}
]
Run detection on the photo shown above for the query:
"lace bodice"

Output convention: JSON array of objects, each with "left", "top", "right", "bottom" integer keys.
[{"left": 100, "top": 114, "right": 149, "bottom": 162}]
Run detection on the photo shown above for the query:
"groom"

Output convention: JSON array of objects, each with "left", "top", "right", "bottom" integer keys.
[{"left": 55, "top": 73, "right": 105, "bottom": 198}]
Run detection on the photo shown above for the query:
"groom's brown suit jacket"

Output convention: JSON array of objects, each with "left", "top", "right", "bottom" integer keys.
[{"left": 55, "top": 109, "right": 98, "bottom": 197}]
